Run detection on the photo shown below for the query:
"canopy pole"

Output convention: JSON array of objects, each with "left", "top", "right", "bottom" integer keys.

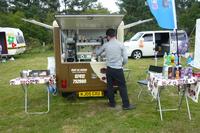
[{"left": 175, "top": 29, "right": 179, "bottom": 65}]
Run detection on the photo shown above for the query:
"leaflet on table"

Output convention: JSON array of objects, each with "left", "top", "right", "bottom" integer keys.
[{"left": 186, "top": 82, "right": 200, "bottom": 103}]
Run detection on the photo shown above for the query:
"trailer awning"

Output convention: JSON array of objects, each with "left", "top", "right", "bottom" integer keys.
[{"left": 55, "top": 15, "right": 124, "bottom": 29}]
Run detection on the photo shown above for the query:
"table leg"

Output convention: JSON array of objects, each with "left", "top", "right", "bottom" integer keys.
[
  {"left": 178, "top": 85, "right": 191, "bottom": 120},
  {"left": 47, "top": 88, "right": 50, "bottom": 113},
  {"left": 185, "top": 94, "right": 191, "bottom": 120},
  {"left": 126, "top": 71, "right": 130, "bottom": 81},
  {"left": 178, "top": 86, "right": 185, "bottom": 110},
  {"left": 124, "top": 69, "right": 131, "bottom": 82},
  {"left": 157, "top": 88, "right": 163, "bottom": 121},
  {"left": 137, "top": 87, "right": 143, "bottom": 100},
  {"left": 24, "top": 84, "right": 28, "bottom": 113},
  {"left": 22, "top": 84, "right": 50, "bottom": 114}
]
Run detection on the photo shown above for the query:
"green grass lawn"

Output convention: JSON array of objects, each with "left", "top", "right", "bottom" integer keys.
[{"left": 0, "top": 50, "right": 200, "bottom": 133}]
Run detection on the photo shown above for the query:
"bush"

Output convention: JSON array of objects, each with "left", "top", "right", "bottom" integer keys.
[{"left": 25, "top": 37, "right": 54, "bottom": 54}]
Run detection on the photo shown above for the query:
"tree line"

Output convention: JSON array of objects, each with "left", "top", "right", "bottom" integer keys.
[{"left": 0, "top": 0, "right": 199, "bottom": 47}]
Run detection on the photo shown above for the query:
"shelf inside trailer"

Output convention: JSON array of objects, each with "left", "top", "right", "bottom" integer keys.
[{"left": 77, "top": 42, "right": 101, "bottom": 46}]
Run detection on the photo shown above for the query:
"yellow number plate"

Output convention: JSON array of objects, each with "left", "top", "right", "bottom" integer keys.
[{"left": 78, "top": 91, "right": 104, "bottom": 97}]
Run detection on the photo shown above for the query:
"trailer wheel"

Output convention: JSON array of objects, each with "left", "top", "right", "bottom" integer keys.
[
  {"left": 62, "top": 92, "right": 77, "bottom": 100},
  {"left": 131, "top": 50, "right": 142, "bottom": 59}
]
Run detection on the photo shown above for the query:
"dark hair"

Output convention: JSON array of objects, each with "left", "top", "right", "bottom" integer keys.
[{"left": 106, "top": 28, "right": 116, "bottom": 37}]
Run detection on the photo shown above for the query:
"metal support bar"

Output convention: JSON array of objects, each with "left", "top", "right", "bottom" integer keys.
[
  {"left": 178, "top": 86, "right": 185, "bottom": 110},
  {"left": 157, "top": 91, "right": 163, "bottom": 121},
  {"left": 138, "top": 85, "right": 154, "bottom": 101},
  {"left": 185, "top": 95, "right": 191, "bottom": 120},
  {"left": 156, "top": 86, "right": 163, "bottom": 110},
  {"left": 137, "top": 87, "right": 143, "bottom": 100},
  {"left": 123, "top": 68, "right": 131, "bottom": 82},
  {"left": 22, "top": 84, "right": 50, "bottom": 114},
  {"left": 156, "top": 85, "right": 192, "bottom": 120},
  {"left": 157, "top": 108, "right": 178, "bottom": 112}
]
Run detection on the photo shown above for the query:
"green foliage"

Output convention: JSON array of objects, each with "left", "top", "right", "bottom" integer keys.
[
  {"left": 179, "top": 2, "right": 200, "bottom": 33},
  {"left": 82, "top": 9, "right": 109, "bottom": 14},
  {"left": 0, "top": 0, "right": 199, "bottom": 49},
  {"left": 189, "top": 34, "right": 196, "bottom": 52},
  {"left": 117, "top": 0, "right": 161, "bottom": 39},
  {"left": 117, "top": 0, "right": 151, "bottom": 23},
  {"left": 0, "top": 0, "right": 9, "bottom": 13},
  {"left": 81, "top": 3, "right": 110, "bottom": 15},
  {"left": 0, "top": 0, "right": 59, "bottom": 49},
  {"left": 60, "top": 0, "right": 112, "bottom": 15},
  {"left": 117, "top": 0, "right": 200, "bottom": 40},
  {"left": 0, "top": 0, "right": 108, "bottom": 50},
  {"left": 0, "top": 11, "right": 26, "bottom": 30},
  {"left": 61, "top": 0, "right": 97, "bottom": 11}
]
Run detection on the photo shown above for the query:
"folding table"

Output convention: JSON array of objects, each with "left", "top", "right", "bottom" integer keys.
[
  {"left": 148, "top": 74, "right": 200, "bottom": 120},
  {"left": 10, "top": 76, "right": 55, "bottom": 114}
]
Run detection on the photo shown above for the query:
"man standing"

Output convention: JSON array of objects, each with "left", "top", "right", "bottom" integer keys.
[{"left": 96, "top": 28, "right": 135, "bottom": 110}]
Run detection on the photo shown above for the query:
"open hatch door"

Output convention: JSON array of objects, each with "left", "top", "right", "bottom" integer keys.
[
  {"left": 55, "top": 15, "right": 124, "bottom": 29},
  {"left": 0, "top": 32, "right": 8, "bottom": 54}
]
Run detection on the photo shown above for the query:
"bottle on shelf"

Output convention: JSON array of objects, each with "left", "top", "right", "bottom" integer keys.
[
  {"left": 187, "top": 67, "right": 193, "bottom": 78},
  {"left": 171, "top": 53, "right": 175, "bottom": 66},
  {"left": 168, "top": 67, "right": 173, "bottom": 79},
  {"left": 175, "top": 66, "right": 180, "bottom": 79},
  {"left": 166, "top": 53, "right": 171, "bottom": 66},
  {"left": 162, "top": 66, "right": 168, "bottom": 79},
  {"left": 163, "top": 52, "right": 167, "bottom": 66},
  {"left": 174, "top": 53, "right": 179, "bottom": 66},
  {"left": 179, "top": 54, "right": 181, "bottom": 65},
  {"left": 180, "top": 68, "right": 185, "bottom": 79}
]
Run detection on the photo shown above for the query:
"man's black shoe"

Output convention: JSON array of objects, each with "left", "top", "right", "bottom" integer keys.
[
  {"left": 108, "top": 103, "right": 116, "bottom": 108},
  {"left": 123, "top": 104, "right": 136, "bottom": 110}
]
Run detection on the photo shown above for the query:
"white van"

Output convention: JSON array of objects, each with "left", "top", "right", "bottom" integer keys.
[
  {"left": 124, "top": 30, "right": 189, "bottom": 59},
  {"left": 0, "top": 27, "right": 26, "bottom": 55}
]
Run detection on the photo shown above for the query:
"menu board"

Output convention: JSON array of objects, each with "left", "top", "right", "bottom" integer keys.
[{"left": 193, "top": 19, "right": 200, "bottom": 69}]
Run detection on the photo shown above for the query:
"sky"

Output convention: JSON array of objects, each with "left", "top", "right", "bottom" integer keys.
[
  {"left": 59, "top": 0, "right": 120, "bottom": 13},
  {"left": 97, "top": 0, "right": 120, "bottom": 13}
]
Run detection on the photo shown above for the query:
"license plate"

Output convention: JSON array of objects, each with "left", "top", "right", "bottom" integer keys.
[{"left": 78, "top": 91, "right": 104, "bottom": 97}]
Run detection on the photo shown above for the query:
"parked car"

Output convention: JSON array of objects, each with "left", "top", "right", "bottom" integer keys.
[{"left": 124, "top": 30, "right": 189, "bottom": 59}]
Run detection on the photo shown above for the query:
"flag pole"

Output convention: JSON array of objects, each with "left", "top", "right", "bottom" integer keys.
[
  {"left": 172, "top": 0, "right": 178, "bottom": 29},
  {"left": 175, "top": 29, "right": 179, "bottom": 65},
  {"left": 172, "top": 0, "right": 179, "bottom": 65}
]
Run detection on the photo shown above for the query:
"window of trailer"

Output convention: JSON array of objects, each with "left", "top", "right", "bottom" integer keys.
[{"left": 60, "top": 29, "right": 107, "bottom": 63}]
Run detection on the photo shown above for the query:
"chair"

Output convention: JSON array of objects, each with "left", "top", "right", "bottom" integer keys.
[
  {"left": 123, "top": 68, "right": 132, "bottom": 82},
  {"left": 137, "top": 65, "right": 163, "bottom": 100}
]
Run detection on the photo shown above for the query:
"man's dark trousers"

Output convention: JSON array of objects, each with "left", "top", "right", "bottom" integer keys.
[{"left": 106, "top": 66, "right": 130, "bottom": 108}]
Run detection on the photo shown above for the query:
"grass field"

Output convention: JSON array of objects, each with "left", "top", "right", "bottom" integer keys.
[{"left": 0, "top": 49, "right": 200, "bottom": 133}]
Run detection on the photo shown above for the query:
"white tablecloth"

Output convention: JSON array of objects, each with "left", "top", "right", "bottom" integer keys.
[
  {"left": 10, "top": 76, "right": 56, "bottom": 85},
  {"left": 148, "top": 74, "right": 200, "bottom": 102}
]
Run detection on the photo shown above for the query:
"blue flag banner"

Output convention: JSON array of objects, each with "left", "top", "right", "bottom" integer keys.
[{"left": 147, "top": 0, "right": 177, "bottom": 29}]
